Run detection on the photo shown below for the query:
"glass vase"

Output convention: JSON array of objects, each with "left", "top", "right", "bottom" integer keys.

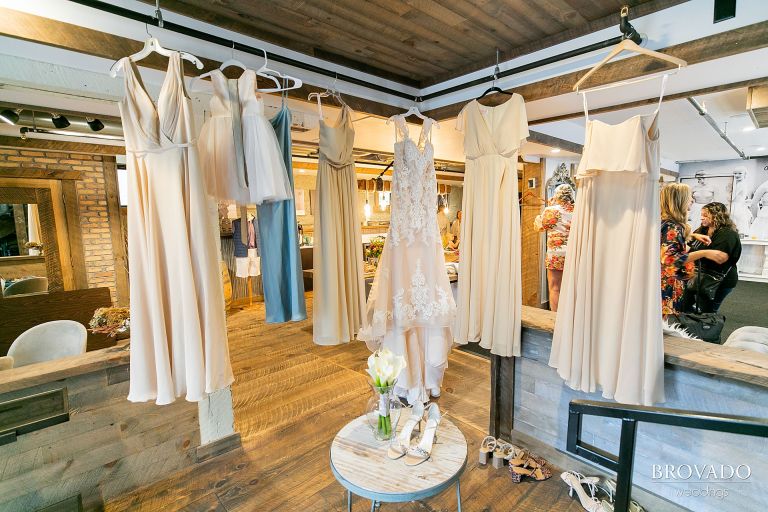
[{"left": 364, "top": 381, "right": 402, "bottom": 441}]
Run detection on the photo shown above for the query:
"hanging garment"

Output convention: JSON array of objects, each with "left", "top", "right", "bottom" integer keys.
[
  {"left": 232, "top": 217, "right": 261, "bottom": 278},
  {"left": 119, "top": 53, "right": 233, "bottom": 405},
  {"left": 731, "top": 177, "right": 752, "bottom": 236},
  {"left": 198, "top": 69, "right": 291, "bottom": 205},
  {"left": 312, "top": 105, "right": 365, "bottom": 345},
  {"left": 358, "top": 116, "right": 456, "bottom": 404},
  {"left": 454, "top": 95, "right": 529, "bottom": 357},
  {"left": 550, "top": 80, "right": 667, "bottom": 406},
  {"left": 255, "top": 105, "right": 307, "bottom": 322}
]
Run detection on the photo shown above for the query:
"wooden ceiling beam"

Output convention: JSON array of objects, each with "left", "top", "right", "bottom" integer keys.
[
  {"left": 528, "top": 131, "right": 583, "bottom": 154},
  {"left": 424, "top": 20, "right": 768, "bottom": 121},
  {"left": 0, "top": 135, "right": 125, "bottom": 156},
  {"left": 0, "top": 8, "right": 404, "bottom": 120}
]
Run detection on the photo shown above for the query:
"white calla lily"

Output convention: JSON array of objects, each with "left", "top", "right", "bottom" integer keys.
[{"left": 366, "top": 348, "right": 406, "bottom": 388}]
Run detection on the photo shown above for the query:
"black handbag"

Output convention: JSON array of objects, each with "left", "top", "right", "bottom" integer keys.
[
  {"left": 666, "top": 311, "right": 725, "bottom": 344},
  {"left": 686, "top": 262, "right": 731, "bottom": 302}
]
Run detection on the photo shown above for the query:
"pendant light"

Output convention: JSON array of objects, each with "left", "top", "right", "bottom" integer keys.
[{"left": 364, "top": 186, "right": 372, "bottom": 220}]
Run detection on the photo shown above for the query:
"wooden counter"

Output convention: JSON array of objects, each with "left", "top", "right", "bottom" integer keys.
[{"left": 520, "top": 305, "right": 768, "bottom": 389}]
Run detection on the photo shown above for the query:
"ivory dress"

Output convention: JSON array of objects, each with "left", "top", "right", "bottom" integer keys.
[
  {"left": 198, "top": 69, "right": 292, "bottom": 205},
  {"left": 312, "top": 105, "right": 366, "bottom": 345},
  {"left": 550, "top": 87, "right": 667, "bottom": 406},
  {"left": 358, "top": 116, "right": 456, "bottom": 404},
  {"left": 119, "top": 53, "right": 233, "bottom": 405},
  {"left": 454, "top": 96, "right": 529, "bottom": 357}
]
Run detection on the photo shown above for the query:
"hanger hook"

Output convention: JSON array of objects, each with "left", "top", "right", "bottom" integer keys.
[
  {"left": 231, "top": 40, "right": 235, "bottom": 60},
  {"left": 261, "top": 48, "right": 269, "bottom": 68},
  {"left": 145, "top": 22, "right": 153, "bottom": 38},
  {"left": 492, "top": 47, "right": 500, "bottom": 87}
]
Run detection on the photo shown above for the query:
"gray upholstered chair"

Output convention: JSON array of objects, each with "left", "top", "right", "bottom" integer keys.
[
  {"left": 3, "top": 277, "right": 48, "bottom": 297},
  {"left": 7, "top": 320, "right": 87, "bottom": 367}
]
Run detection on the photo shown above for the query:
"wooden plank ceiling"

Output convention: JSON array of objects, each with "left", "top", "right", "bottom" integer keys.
[{"left": 148, "top": 0, "right": 684, "bottom": 87}]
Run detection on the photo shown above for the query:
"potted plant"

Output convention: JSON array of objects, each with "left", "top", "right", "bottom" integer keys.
[{"left": 89, "top": 307, "right": 130, "bottom": 340}]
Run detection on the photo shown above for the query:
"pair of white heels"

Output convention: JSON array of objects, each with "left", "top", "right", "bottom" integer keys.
[
  {"left": 561, "top": 471, "right": 645, "bottom": 512},
  {"left": 387, "top": 402, "right": 441, "bottom": 466}
]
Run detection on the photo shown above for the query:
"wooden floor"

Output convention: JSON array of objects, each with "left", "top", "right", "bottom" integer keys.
[{"left": 105, "top": 295, "right": 585, "bottom": 511}]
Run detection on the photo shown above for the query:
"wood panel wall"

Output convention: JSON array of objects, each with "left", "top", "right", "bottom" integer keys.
[
  {"left": 520, "top": 160, "right": 544, "bottom": 307},
  {"left": 0, "top": 364, "right": 201, "bottom": 511}
]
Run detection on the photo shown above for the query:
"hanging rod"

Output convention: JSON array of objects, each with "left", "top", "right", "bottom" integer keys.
[
  {"left": 67, "top": 0, "right": 415, "bottom": 99},
  {"left": 68, "top": 0, "right": 637, "bottom": 105}
]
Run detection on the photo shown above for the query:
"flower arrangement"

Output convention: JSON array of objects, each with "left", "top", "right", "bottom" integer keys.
[
  {"left": 89, "top": 307, "right": 130, "bottom": 338},
  {"left": 24, "top": 241, "right": 43, "bottom": 255},
  {"left": 366, "top": 348, "right": 406, "bottom": 439},
  {"left": 364, "top": 236, "right": 386, "bottom": 261}
]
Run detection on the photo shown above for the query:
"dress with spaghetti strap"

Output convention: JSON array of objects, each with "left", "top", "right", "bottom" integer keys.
[
  {"left": 119, "top": 53, "right": 233, "bottom": 405},
  {"left": 550, "top": 76, "right": 669, "bottom": 406}
]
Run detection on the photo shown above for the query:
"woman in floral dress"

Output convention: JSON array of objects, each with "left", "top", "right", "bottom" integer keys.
[
  {"left": 659, "top": 183, "right": 709, "bottom": 316},
  {"left": 534, "top": 184, "right": 574, "bottom": 312}
]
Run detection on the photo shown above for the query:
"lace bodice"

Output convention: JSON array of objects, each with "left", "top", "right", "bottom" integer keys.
[{"left": 388, "top": 115, "right": 440, "bottom": 246}]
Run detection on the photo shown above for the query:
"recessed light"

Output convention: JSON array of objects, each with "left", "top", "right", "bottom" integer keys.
[
  {"left": 743, "top": 126, "right": 756, "bottom": 132},
  {"left": 756, "top": 146, "right": 766, "bottom": 151},
  {"left": 551, "top": 148, "right": 561, "bottom": 153}
]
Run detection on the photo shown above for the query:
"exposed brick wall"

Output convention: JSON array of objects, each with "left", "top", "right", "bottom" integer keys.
[{"left": 0, "top": 147, "right": 118, "bottom": 302}]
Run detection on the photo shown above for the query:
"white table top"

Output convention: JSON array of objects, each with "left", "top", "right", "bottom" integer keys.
[{"left": 330, "top": 411, "right": 467, "bottom": 503}]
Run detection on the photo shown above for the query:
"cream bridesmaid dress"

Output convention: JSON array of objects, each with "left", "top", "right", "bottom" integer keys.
[
  {"left": 119, "top": 53, "right": 233, "bottom": 405},
  {"left": 550, "top": 82, "right": 667, "bottom": 406},
  {"left": 312, "top": 104, "right": 366, "bottom": 345},
  {"left": 454, "top": 95, "right": 529, "bottom": 357}
]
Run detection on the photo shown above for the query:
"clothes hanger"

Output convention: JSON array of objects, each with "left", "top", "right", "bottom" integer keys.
[
  {"left": 477, "top": 48, "right": 513, "bottom": 100},
  {"left": 109, "top": 24, "right": 203, "bottom": 78},
  {"left": 254, "top": 49, "right": 302, "bottom": 93},
  {"left": 387, "top": 101, "right": 441, "bottom": 130},
  {"left": 573, "top": 8, "right": 687, "bottom": 92},
  {"left": 308, "top": 74, "right": 349, "bottom": 118}
]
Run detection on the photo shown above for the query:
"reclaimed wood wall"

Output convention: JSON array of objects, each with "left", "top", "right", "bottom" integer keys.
[
  {"left": 0, "top": 363, "right": 201, "bottom": 511},
  {"left": 520, "top": 160, "right": 544, "bottom": 308}
]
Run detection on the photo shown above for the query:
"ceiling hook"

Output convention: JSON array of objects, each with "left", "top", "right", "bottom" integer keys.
[
  {"left": 155, "top": 0, "right": 164, "bottom": 28},
  {"left": 492, "top": 47, "right": 500, "bottom": 87}
]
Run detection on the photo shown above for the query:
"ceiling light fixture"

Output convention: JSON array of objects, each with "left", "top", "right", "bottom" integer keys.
[
  {"left": 743, "top": 126, "right": 756, "bottom": 132},
  {"left": 756, "top": 146, "right": 766, "bottom": 151},
  {"left": 86, "top": 117, "right": 105, "bottom": 132},
  {"left": 51, "top": 113, "right": 70, "bottom": 129},
  {"left": 551, "top": 148, "right": 561, "bottom": 153},
  {"left": 0, "top": 108, "right": 21, "bottom": 125}
]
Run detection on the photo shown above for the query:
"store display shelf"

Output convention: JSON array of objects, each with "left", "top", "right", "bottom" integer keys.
[
  {"left": 741, "top": 239, "right": 768, "bottom": 246},
  {"left": 738, "top": 272, "right": 768, "bottom": 283}
]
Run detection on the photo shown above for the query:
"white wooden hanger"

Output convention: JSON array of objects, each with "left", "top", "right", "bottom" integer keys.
[
  {"left": 573, "top": 38, "right": 687, "bottom": 92},
  {"left": 110, "top": 36, "right": 203, "bottom": 78},
  {"left": 387, "top": 105, "right": 440, "bottom": 130},
  {"left": 308, "top": 76, "right": 348, "bottom": 118},
  {"left": 189, "top": 44, "right": 279, "bottom": 91}
]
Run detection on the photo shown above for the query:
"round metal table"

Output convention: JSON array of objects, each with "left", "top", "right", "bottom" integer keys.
[{"left": 330, "top": 411, "right": 467, "bottom": 511}]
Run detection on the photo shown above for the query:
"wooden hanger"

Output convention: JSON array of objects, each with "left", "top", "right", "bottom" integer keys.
[
  {"left": 110, "top": 35, "right": 203, "bottom": 78},
  {"left": 387, "top": 105, "right": 440, "bottom": 130},
  {"left": 521, "top": 190, "right": 546, "bottom": 206},
  {"left": 573, "top": 38, "right": 687, "bottom": 92}
]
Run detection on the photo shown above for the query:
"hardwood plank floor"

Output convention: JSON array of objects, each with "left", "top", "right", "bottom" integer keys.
[{"left": 105, "top": 294, "right": 585, "bottom": 511}]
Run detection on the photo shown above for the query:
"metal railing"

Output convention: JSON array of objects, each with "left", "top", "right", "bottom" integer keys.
[{"left": 566, "top": 400, "right": 768, "bottom": 512}]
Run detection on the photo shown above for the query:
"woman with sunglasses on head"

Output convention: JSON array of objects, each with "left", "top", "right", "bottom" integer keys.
[{"left": 682, "top": 202, "right": 742, "bottom": 313}]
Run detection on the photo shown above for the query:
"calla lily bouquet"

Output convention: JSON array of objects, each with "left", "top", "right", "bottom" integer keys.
[{"left": 366, "top": 349, "right": 406, "bottom": 439}]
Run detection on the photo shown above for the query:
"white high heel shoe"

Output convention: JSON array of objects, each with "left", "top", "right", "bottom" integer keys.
[
  {"left": 561, "top": 471, "right": 601, "bottom": 512},
  {"left": 387, "top": 402, "right": 424, "bottom": 460},
  {"left": 404, "top": 403, "right": 440, "bottom": 466}
]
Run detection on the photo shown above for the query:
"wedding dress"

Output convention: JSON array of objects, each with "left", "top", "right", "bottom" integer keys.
[
  {"left": 550, "top": 79, "right": 668, "bottom": 406},
  {"left": 358, "top": 116, "right": 456, "bottom": 404},
  {"left": 119, "top": 53, "right": 233, "bottom": 405}
]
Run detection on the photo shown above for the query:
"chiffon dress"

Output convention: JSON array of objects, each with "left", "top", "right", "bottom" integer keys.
[
  {"left": 358, "top": 116, "right": 456, "bottom": 404},
  {"left": 198, "top": 69, "right": 291, "bottom": 205},
  {"left": 550, "top": 80, "right": 668, "bottom": 406},
  {"left": 312, "top": 105, "right": 366, "bottom": 345},
  {"left": 119, "top": 53, "right": 233, "bottom": 405},
  {"left": 255, "top": 104, "right": 307, "bottom": 323},
  {"left": 454, "top": 95, "right": 529, "bottom": 357}
]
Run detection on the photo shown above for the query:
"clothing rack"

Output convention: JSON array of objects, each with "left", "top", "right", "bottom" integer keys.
[{"left": 69, "top": 0, "right": 642, "bottom": 105}]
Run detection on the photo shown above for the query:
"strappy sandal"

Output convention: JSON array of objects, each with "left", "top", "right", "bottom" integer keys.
[
  {"left": 478, "top": 436, "right": 497, "bottom": 465},
  {"left": 492, "top": 441, "right": 513, "bottom": 469},
  {"left": 509, "top": 452, "right": 552, "bottom": 483}
]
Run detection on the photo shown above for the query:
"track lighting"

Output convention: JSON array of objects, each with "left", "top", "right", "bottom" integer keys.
[
  {"left": 51, "top": 113, "right": 70, "bottom": 129},
  {"left": 86, "top": 117, "right": 105, "bottom": 132},
  {"left": 0, "top": 108, "right": 21, "bottom": 125}
]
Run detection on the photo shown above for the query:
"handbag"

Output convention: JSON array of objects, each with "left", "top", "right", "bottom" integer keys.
[
  {"left": 666, "top": 311, "right": 725, "bottom": 344},
  {"left": 686, "top": 262, "right": 731, "bottom": 302}
]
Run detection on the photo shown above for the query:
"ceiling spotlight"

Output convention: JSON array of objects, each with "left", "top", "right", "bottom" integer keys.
[
  {"left": 743, "top": 125, "right": 756, "bottom": 132},
  {"left": 51, "top": 113, "right": 70, "bottom": 129},
  {"left": 551, "top": 148, "right": 561, "bottom": 153},
  {"left": 86, "top": 117, "right": 105, "bottom": 132},
  {"left": 0, "top": 108, "right": 21, "bottom": 125}
]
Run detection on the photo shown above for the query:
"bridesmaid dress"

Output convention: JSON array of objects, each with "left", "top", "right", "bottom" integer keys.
[
  {"left": 119, "top": 53, "right": 233, "bottom": 405},
  {"left": 550, "top": 79, "right": 667, "bottom": 406},
  {"left": 454, "top": 95, "right": 529, "bottom": 357},
  {"left": 255, "top": 103, "right": 307, "bottom": 323},
  {"left": 312, "top": 104, "right": 366, "bottom": 345}
]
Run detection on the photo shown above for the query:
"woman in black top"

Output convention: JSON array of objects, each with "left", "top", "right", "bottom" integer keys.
[{"left": 682, "top": 202, "right": 742, "bottom": 313}]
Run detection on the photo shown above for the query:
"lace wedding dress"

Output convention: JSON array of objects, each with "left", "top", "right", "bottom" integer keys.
[{"left": 358, "top": 116, "right": 456, "bottom": 404}]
